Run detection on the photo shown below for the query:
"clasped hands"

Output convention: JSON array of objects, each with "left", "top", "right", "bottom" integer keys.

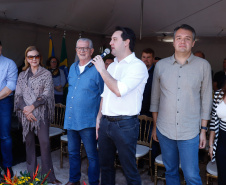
[
  {"left": 23, "top": 105, "right": 37, "bottom": 122},
  {"left": 55, "top": 85, "right": 62, "bottom": 92}
]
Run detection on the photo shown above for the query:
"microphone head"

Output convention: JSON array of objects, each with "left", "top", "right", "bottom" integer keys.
[{"left": 104, "top": 48, "right": 110, "bottom": 55}]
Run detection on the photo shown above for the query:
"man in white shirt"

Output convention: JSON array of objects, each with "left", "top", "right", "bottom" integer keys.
[{"left": 92, "top": 26, "right": 148, "bottom": 185}]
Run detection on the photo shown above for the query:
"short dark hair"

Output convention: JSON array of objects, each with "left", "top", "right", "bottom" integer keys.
[
  {"left": 142, "top": 48, "right": 155, "bottom": 57},
  {"left": 115, "top": 26, "right": 136, "bottom": 52},
  {"left": 46, "top": 56, "right": 60, "bottom": 68},
  {"left": 174, "top": 24, "right": 196, "bottom": 41}
]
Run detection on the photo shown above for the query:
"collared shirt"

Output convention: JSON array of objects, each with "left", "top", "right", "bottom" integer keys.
[
  {"left": 150, "top": 54, "right": 212, "bottom": 140},
  {"left": 64, "top": 60, "right": 104, "bottom": 131},
  {"left": 0, "top": 55, "right": 18, "bottom": 94},
  {"left": 101, "top": 52, "right": 148, "bottom": 116}
]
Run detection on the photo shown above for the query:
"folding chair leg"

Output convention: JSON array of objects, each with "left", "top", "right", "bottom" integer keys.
[
  {"left": 60, "top": 141, "right": 63, "bottom": 168},
  {"left": 154, "top": 164, "right": 158, "bottom": 185},
  {"left": 206, "top": 175, "right": 209, "bottom": 185}
]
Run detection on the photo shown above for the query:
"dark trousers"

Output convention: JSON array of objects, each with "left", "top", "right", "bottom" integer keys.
[
  {"left": 25, "top": 121, "right": 56, "bottom": 182},
  {"left": 54, "top": 95, "right": 63, "bottom": 104},
  {"left": 98, "top": 116, "right": 141, "bottom": 185},
  {"left": 0, "top": 96, "right": 13, "bottom": 168},
  {"left": 216, "top": 129, "right": 226, "bottom": 185}
]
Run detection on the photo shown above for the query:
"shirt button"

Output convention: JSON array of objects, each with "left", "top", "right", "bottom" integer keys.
[
  {"left": 180, "top": 66, "right": 182, "bottom": 68},
  {"left": 179, "top": 76, "right": 181, "bottom": 78},
  {"left": 75, "top": 87, "right": 76, "bottom": 89},
  {"left": 178, "top": 99, "right": 179, "bottom": 101},
  {"left": 71, "top": 97, "right": 74, "bottom": 99},
  {"left": 178, "top": 87, "right": 180, "bottom": 89},
  {"left": 70, "top": 107, "right": 72, "bottom": 108},
  {"left": 177, "top": 123, "right": 179, "bottom": 125},
  {"left": 78, "top": 78, "right": 80, "bottom": 79},
  {"left": 69, "top": 117, "right": 71, "bottom": 118},
  {"left": 177, "top": 111, "right": 179, "bottom": 113}
]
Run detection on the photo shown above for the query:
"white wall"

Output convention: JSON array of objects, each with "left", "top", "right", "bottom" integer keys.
[{"left": 0, "top": 19, "right": 105, "bottom": 68}]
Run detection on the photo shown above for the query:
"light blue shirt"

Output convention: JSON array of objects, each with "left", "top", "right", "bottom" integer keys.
[
  {"left": 0, "top": 55, "right": 18, "bottom": 95},
  {"left": 64, "top": 61, "right": 104, "bottom": 131},
  {"left": 52, "top": 69, "right": 66, "bottom": 95}
]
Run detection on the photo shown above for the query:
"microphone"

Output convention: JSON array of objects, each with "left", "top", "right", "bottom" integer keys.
[
  {"left": 100, "top": 48, "right": 110, "bottom": 58},
  {"left": 88, "top": 48, "right": 110, "bottom": 67}
]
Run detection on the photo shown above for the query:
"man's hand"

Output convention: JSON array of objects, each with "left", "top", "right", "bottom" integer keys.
[
  {"left": 96, "top": 118, "right": 100, "bottom": 140},
  {"left": 23, "top": 105, "right": 35, "bottom": 116},
  {"left": 26, "top": 113, "right": 37, "bottom": 122},
  {"left": 199, "top": 130, "right": 206, "bottom": 149},
  {"left": 91, "top": 55, "right": 106, "bottom": 74},
  {"left": 151, "top": 126, "right": 159, "bottom": 142}
]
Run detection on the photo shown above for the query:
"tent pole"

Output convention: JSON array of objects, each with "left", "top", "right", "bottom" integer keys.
[{"left": 140, "top": 0, "right": 144, "bottom": 40}]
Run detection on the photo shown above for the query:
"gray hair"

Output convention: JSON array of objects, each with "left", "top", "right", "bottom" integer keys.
[{"left": 76, "top": 38, "right": 93, "bottom": 48}]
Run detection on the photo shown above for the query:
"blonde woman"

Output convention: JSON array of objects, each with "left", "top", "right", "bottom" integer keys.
[{"left": 14, "top": 46, "right": 61, "bottom": 185}]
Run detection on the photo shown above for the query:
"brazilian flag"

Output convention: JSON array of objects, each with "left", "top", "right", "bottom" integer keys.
[
  {"left": 59, "top": 32, "right": 69, "bottom": 104},
  {"left": 48, "top": 33, "right": 55, "bottom": 58}
]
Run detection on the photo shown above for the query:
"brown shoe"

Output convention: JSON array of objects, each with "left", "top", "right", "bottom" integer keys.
[
  {"left": 65, "top": 181, "right": 80, "bottom": 185},
  {"left": 51, "top": 179, "right": 62, "bottom": 185}
]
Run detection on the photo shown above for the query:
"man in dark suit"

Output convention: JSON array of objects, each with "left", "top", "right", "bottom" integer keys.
[
  {"left": 140, "top": 48, "right": 155, "bottom": 116},
  {"left": 140, "top": 48, "right": 161, "bottom": 176}
]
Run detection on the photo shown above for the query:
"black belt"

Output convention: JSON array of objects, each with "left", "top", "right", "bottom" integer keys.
[{"left": 103, "top": 115, "right": 137, "bottom": 122}]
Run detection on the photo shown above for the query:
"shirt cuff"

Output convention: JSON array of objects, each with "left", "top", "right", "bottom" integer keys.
[
  {"left": 6, "top": 82, "right": 16, "bottom": 91},
  {"left": 17, "top": 96, "right": 27, "bottom": 110},
  {"left": 150, "top": 105, "right": 159, "bottom": 112},
  {"left": 201, "top": 113, "right": 211, "bottom": 121},
  {"left": 117, "top": 81, "right": 128, "bottom": 97},
  {"left": 33, "top": 97, "right": 46, "bottom": 108}
]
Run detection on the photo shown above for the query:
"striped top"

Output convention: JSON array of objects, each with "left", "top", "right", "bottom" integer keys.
[{"left": 210, "top": 90, "right": 226, "bottom": 161}]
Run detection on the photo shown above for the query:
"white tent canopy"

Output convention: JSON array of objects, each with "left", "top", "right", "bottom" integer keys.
[
  {"left": 0, "top": 0, "right": 226, "bottom": 72},
  {"left": 1, "top": 0, "right": 226, "bottom": 37}
]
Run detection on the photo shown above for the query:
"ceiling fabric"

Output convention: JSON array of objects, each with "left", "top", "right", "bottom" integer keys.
[{"left": 0, "top": 0, "right": 226, "bottom": 37}]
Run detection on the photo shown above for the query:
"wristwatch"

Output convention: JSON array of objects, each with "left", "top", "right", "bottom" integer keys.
[
  {"left": 209, "top": 145, "right": 214, "bottom": 148},
  {"left": 201, "top": 126, "right": 208, "bottom": 131}
]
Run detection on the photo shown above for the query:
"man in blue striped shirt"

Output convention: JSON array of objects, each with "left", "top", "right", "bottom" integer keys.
[{"left": 0, "top": 41, "right": 18, "bottom": 177}]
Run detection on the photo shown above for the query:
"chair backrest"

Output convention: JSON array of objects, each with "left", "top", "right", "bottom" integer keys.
[
  {"left": 51, "top": 103, "right": 66, "bottom": 129},
  {"left": 138, "top": 115, "right": 153, "bottom": 147}
]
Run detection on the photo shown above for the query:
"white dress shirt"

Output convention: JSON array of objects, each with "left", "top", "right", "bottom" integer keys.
[{"left": 101, "top": 52, "right": 148, "bottom": 116}]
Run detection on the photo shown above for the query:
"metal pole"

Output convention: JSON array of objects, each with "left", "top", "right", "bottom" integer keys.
[{"left": 140, "top": 0, "right": 144, "bottom": 40}]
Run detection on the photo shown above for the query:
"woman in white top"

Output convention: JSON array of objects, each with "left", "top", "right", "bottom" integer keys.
[{"left": 209, "top": 77, "right": 226, "bottom": 185}]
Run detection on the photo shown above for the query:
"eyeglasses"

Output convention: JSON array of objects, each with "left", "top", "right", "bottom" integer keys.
[
  {"left": 27, "top": 55, "right": 40, "bottom": 60},
  {"left": 76, "top": 47, "right": 90, "bottom": 52},
  {"left": 50, "top": 60, "right": 57, "bottom": 63}
]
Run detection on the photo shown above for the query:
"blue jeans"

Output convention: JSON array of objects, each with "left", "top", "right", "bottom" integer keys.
[
  {"left": 0, "top": 96, "right": 13, "bottom": 168},
  {"left": 98, "top": 116, "right": 141, "bottom": 185},
  {"left": 157, "top": 128, "right": 202, "bottom": 185},
  {"left": 67, "top": 128, "right": 99, "bottom": 185}
]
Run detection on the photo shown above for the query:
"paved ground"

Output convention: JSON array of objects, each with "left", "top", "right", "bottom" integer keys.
[{"left": 8, "top": 115, "right": 217, "bottom": 185}]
